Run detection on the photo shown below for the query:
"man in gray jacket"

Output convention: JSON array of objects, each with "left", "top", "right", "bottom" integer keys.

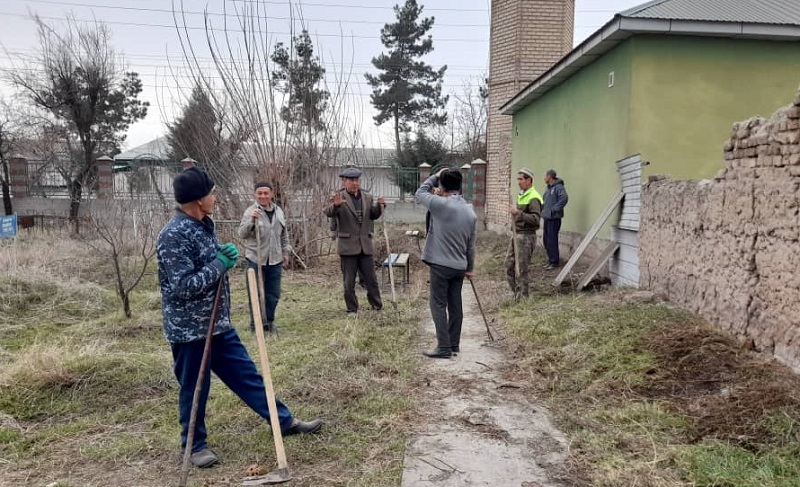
[
  {"left": 323, "top": 167, "right": 385, "bottom": 314},
  {"left": 542, "top": 169, "right": 569, "bottom": 269},
  {"left": 237, "top": 181, "right": 291, "bottom": 333},
  {"left": 415, "top": 168, "right": 477, "bottom": 359}
]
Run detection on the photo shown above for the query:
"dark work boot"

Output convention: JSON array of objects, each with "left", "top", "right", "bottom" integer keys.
[{"left": 423, "top": 347, "right": 453, "bottom": 359}]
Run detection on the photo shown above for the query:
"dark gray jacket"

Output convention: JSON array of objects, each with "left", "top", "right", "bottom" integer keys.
[
  {"left": 542, "top": 179, "right": 568, "bottom": 220},
  {"left": 415, "top": 175, "right": 477, "bottom": 272}
]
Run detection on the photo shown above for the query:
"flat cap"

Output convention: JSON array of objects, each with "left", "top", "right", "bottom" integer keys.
[
  {"left": 518, "top": 167, "right": 534, "bottom": 179},
  {"left": 339, "top": 167, "right": 362, "bottom": 178}
]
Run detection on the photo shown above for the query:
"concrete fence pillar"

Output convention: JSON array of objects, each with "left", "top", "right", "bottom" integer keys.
[
  {"left": 96, "top": 155, "right": 113, "bottom": 199},
  {"left": 9, "top": 155, "right": 28, "bottom": 199},
  {"left": 419, "top": 163, "right": 431, "bottom": 184}
]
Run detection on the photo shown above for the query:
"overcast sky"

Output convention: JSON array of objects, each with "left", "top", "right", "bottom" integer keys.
[{"left": 0, "top": 0, "right": 645, "bottom": 151}]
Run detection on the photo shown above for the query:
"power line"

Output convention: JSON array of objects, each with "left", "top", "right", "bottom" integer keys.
[
  {"left": 224, "top": 0, "right": 620, "bottom": 14},
  {"left": 0, "top": 50, "right": 488, "bottom": 72},
  {"left": 13, "top": 0, "right": 492, "bottom": 28},
  {"left": 0, "top": 11, "right": 489, "bottom": 42},
  {"left": 208, "top": 0, "right": 491, "bottom": 13},
  {"left": 1, "top": 66, "right": 484, "bottom": 88}
]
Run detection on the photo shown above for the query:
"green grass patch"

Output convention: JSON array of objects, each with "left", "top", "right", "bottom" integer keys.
[
  {"left": 502, "top": 292, "right": 800, "bottom": 487},
  {"left": 676, "top": 440, "right": 800, "bottom": 487}
]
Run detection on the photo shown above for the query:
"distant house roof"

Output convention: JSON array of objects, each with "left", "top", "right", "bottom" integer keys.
[
  {"left": 330, "top": 147, "right": 396, "bottom": 167},
  {"left": 501, "top": 0, "right": 800, "bottom": 115},
  {"left": 113, "top": 135, "right": 396, "bottom": 168},
  {"left": 115, "top": 136, "right": 170, "bottom": 162}
]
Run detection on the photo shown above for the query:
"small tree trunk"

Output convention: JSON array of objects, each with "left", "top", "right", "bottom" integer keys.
[
  {"left": 393, "top": 112, "right": 404, "bottom": 201},
  {"left": 69, "top": 179, "right": 83, "bottom": 234},
  {"left": 1, "top": 179, "right": 12, "bottom": 215},
  {"left": 122, "top": 293, "right": 131, "bottom": 319},
  {"left": 112, "top": 251, "right": 132, "bottom": 318}
]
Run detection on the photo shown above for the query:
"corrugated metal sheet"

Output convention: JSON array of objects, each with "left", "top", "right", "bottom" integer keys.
[{"left": 621, "top": 0, "right": 800, "bottom": 26}]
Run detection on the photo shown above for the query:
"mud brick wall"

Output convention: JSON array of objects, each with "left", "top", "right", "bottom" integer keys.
[{"left": 640, "top": 89, "right": 800, "bottom": 370}]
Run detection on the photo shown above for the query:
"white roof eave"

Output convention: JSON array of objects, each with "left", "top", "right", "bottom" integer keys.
[{"left": 500, "top": 17, "right": 800, "bottom": 115}]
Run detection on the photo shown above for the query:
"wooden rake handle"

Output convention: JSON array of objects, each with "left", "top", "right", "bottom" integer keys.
[{"left": 247, "top": 268, "right": 289, "bottom": 470}]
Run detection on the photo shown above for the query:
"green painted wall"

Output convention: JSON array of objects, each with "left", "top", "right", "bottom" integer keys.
[
  {"left": 512, "top": 40, "right": 633, "bottom": 236},
  {"left": 511, "top": 35, "right": 800, "bottom": 236},
  {"left": 629, "top": 36, "right": 800, "bottom": 179}
]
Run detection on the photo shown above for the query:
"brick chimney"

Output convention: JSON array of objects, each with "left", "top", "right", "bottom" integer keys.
[{"left": 486, "top": 0, "right": 575, "bottom": 231}]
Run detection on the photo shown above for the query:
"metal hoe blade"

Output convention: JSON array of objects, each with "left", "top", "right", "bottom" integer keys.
[{"left": 241, "top": 467, "right": 292, "bottom": 485}]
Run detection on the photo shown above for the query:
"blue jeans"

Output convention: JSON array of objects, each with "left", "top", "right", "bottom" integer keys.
[
  {"left": 246, "top": 259, "right": 282, "bottom": 328},
  {"left": 171, "top": 329, "right": 294, "bottom": 453}
]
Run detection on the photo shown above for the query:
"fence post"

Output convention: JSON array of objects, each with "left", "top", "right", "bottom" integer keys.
[
  {"left": 96, "top": 155, "right": 113, "bottom": 199},
  {"left": 182, "top": 157, "right": 196, "bottom": 169},
  {"left": 9, "top": 155, "right": 28, "bottom": 199},
  {"left": 460, "top": 163, "right": 472, "bottom": 201},
  {"left": 470, "top": 159, "right": 486, "bottom": 217},
  {"left": 419, "top": 163, "right": 431, "bottom": 185}
]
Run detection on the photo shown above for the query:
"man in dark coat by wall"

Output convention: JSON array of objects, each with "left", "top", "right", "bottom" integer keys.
[{"left": 541, "top": 169, "right": 569, "bottom": 270}]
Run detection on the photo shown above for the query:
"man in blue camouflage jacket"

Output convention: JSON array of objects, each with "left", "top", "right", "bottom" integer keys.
[{"left": 157, "top": 167, "right": 322, "bottom": 468}]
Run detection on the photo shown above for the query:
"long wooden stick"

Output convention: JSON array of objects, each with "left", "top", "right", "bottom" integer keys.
[
  {"left": 469, "top": 278, "right": 494, "bottom": 342},
  {"left": 511, "top": 196, "right": 520, "bottom": 282},
  {"left": 381, "top": 204, "right": 397, "bottom": 307},
  {"left": 179, "top": 279, "right": 224, "bottom": 487},
  {"left": 247, "top": 269, "right": 290, "bottom": 473},
  {"left": 254, "top": 212, "right": 270, "bottom": 333}
]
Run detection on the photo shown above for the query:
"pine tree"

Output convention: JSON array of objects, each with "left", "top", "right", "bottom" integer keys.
[
  {"left": 365, "top": 0, "right": 448, "bottom": 158},
  {"left": 395, "top": 129, "right": 455, "bottom": 193},
  {"left": 271, "top": 30, "right": 329, "bottom": 182},
  {"left": 167, "top": 84, "right": 242, "bottom": 215},
  {"left": 271, "top": 30, "right": 329, "bottom": 137},
  {"left": 167, "top": 84, "right": 222, "bottom": 166}
]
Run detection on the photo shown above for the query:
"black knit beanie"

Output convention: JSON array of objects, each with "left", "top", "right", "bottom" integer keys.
[
  {"left": 440, "top": 170, "right": 462, "bottom": 192},
  {"left": 173, "top": 167, "right": 215, "bottom": 204}
]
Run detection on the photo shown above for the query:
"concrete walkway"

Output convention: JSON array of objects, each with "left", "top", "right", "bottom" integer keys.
[{"left": 401, "top": 287, "right": 569, "bottom": 487}]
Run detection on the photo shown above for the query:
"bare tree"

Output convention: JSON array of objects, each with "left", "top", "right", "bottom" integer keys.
[
  {"left": 451, "top": 77, "right": 488, "bottom": 163},
  {"left": 0, "top": 97, "right": 24, "bottom": 215},
  {"left": 7, "top": 15, "right": 148, "bottom": 232},
  {"left": 83, "top": 198, "right": 166, "bottom": 318},
  {"left": 169, "top": 0, "right": 362, "bottom": 262}
]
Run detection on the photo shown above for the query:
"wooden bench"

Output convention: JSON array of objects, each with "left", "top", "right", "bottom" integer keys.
[{"left": 381, "top": 252, "right": 411, "bottom": 288}]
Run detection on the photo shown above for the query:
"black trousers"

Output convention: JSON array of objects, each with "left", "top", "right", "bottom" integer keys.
[
  {"left": 340, "top": 254, "right": 382, "bottom": 312},
  {"left": 428, "top": 263, "right": 466, "bottom": 350},
  {"left": 543, "top": 218, "right": 562, "bottom": 266}
]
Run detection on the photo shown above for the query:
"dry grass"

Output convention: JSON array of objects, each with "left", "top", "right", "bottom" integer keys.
[{"left": 0, "top": 227, "right": 423, "bottom": 487}]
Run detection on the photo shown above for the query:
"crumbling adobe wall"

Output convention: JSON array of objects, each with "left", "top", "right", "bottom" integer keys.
[{"left": 640, "top": 89, "right": 800, "bottom": 370}]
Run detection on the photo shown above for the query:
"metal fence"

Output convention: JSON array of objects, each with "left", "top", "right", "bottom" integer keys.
[
  {"left": 25, "top": 159, "right": 71, "bottom": 198},
  {"left": 22, "top": 158, "right": 421, "bottom": 205}
]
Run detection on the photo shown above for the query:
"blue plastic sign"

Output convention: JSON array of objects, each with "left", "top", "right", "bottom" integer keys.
[{"left": 0, "top": 214, "right": 17, "bottom": 238}]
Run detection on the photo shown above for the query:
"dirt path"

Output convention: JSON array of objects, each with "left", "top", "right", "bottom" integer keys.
[{"left": 401, "top": 288, "right": 570, "bottom": 487}]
